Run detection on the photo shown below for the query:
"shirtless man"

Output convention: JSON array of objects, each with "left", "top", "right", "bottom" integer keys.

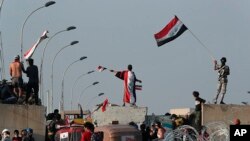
[{"left": 9, "top": 55, "right": 23, "bottom": 99}]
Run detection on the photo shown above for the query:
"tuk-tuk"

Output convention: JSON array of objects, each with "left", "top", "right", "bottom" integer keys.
[{"left": 94, "top": 124, "right": 142, "bottom": 141}]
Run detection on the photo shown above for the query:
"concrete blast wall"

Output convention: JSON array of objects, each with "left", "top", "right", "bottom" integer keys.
[
  {"left": 0, "top": 104, "right": 46, "bottom": 141},
  {"left": 202, "top": 104, "right": 250, "bottom": 125},
  {"left": 92, "top": 106, "right": 147, "bottom": 126}
]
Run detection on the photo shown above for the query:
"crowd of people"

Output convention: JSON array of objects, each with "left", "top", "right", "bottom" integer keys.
[
  {"left": 0, "top": 128, "right": 34, "bottom": 141},
  {"left": 0, "top": 57, "right": 231, "bottom": 141},
  {"left": 0, "top": 55, "right": 39, "bottom": 105}
]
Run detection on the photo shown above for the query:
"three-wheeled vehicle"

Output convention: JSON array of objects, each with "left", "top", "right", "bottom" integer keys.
[{"left": 94, "top": 124, "right": 142, "bottom": 141}]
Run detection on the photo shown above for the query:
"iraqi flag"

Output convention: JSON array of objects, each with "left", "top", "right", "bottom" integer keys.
[
  {"left": 154, "top": 16, "right": 187, "bottom": 47},
  {"left": 24, "top": 30, "right": 48, "bottom": 59},
  {"left": 101, "top": 98, "right": 109, "bottom": 112},
  {"left": 135, "top": 85, "right": 142, "bottom": 90},
  {"left": 97, "top": 66, "right": 107, "bottom": 72}
]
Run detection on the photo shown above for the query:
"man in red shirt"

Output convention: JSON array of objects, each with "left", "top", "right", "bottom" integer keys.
[{"left": 81, "top": 122, "right": 94, "bottom": 141}]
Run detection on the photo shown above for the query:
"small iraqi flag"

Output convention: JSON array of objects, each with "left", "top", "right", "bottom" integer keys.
[
  {"left": 135, "top": 85, "right": 142, "bottom": 90},
  {"left": 97, "top": 66, "right": 107, "bottom": 72},
  {"left": 102, "top": 98, "right": 109, "bottom": 112},
  {"left": 154, "top": 16, "right": 187, "bottom": 47}
]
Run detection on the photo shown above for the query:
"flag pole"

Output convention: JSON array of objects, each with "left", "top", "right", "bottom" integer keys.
[
  {"left": 177, "top": 16, "right": 216, "bottom": 61},
  {"left": 188, "top": 29, "right": 216, "bottom": 61}
]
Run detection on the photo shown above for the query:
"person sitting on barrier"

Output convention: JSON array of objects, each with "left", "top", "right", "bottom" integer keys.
[{"left": 0, "top": 79, "right": 17, "bottom": 104}]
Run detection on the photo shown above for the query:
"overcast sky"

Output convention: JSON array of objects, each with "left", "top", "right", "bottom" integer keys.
[{"left": 1, "top": 0, "right": 250, "bottom": 114}]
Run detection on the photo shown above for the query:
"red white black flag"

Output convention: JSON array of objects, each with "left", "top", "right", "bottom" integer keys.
[
  {"left": 97, "top": 66, "right": 107, "bottom": 72},
  {"left": 154, "top": 16, "right": 187, "bottom": 47},
  {"left": 24, "top": 30, "right": 48, "bottom": 59},
  {"left": 135, "top": 85, "right": 142, "bottom": 90}
]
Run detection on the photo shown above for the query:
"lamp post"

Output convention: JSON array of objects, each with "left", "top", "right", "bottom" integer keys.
[
  {"left": 242, "top": 102, "right": 248, "bottom": 105},
  {"left": 60, "top": 56, "right": 87, "bottom": 112},
  {"left": 20, "top": 1, "right": 55, "bottom": 60},
  {"left": 85, "top": 93, "right": 104, "bottom": 110},
  {"left": 77, "top": 81, "right": 99, "bottom": 108},
  {"left": 51, "top": 41, "right": 78, "bottom": 112},
  {"left": 70, "top": 70, "right": 95, "bottom": 110},
  {"left": 39, "top": 26, "right": 76, "bottom": 105}
]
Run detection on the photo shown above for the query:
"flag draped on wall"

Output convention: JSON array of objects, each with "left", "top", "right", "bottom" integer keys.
[{"left": 154, "top": 16, "right": 187, "bottom": 47}]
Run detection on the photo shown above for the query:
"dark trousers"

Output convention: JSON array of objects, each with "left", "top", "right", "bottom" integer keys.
[{"left": 26, "top": 82, "right": 39, "bottom": 104}]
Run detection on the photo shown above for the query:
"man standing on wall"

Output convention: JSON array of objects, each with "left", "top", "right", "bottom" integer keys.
[
  {"left": 110, "top": 64, "right": 142, "bottom": 107},
  {"left": 213, "top": 57, "right": 230, "bottom": 104},
  {"left": 9, "top": 55, "right": 23, "bottom": 101},
  {"left": 23, "top": 58, "right": 39, "bottom": 105}
]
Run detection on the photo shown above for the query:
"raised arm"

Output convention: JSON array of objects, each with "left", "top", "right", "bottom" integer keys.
[
  {"left": 136, "top": 78, "right": 142, "bottom": 83},
  {"left": 110, "top": 69, "right": 118, "bottom": 73},
  {"left": 21, "top": 62, "right": 27, "bottom": 73},
  {"left": 213, "top": 60, "right": 218, "bottom": 70}
]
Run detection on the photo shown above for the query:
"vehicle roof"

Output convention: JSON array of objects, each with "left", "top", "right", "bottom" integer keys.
[{"left": 95, "top": 124, "right": 141, "bottom": 137}]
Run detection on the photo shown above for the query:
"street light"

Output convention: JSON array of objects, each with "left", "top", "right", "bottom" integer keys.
[
  {"left": 20, "top": 1, "right": 55, "bottom": 60},
  {"left": 85, "top": 93, "right": 104, "bottom": 110},
  {"left": 60, "top": 56, "right": 87, "bottom": 111},
  {"left": 77, "top": 81, "right": 99, "bottom": 107},
  {"left": 39, "top": 26, "right": 76, "bottom": 104},
  {"left": 70, "top": 70, "right": 95, "bottom": 110},
  {"left": 242, "top": 102, "right": 248, "bottom": 105},
  {"left": 51, "top": 40, "right": 79, "bottom": 112}
]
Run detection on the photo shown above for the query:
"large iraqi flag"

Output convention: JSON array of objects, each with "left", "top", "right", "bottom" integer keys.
[
  {"left": 24, "top": 30, "right": 48, "bottom": 59},
  {"left": 154, "top": 16, "right": 187, "bottom": 47}
]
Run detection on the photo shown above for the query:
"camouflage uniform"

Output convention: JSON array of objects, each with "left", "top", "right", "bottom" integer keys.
[{"left": 214, "top": 59, "right": 230, "bottom": 104}]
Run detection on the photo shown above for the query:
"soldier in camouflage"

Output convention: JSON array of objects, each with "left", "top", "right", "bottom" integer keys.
[{"left": 213, "top": 57, "right": 230, "bottom": 104}]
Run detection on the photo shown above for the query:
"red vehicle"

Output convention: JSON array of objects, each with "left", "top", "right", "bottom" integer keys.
[
  {"left": 54, "top": 124, "right": 84, "bottom": 141},
  {"left": 55, "top": 124, "right": 142, "bottom": 141}
]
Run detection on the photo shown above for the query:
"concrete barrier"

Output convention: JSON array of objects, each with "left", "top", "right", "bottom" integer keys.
[
  {"left": 202, "top": 104, "right": 250, "bottom": 125},
  {"left": 0, "top": 104, "right": 46, "bottom": 141},
  {"left": 92, "top": 105, "right": 147, "bottom": 126}
]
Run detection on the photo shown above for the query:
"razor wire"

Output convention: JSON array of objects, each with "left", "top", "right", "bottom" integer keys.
[
  {"left": 204, "top": 121, "right": 229, "bottom": 141},
  {"left": 163, "top": 121, "right": 229, "bottom": 141}
]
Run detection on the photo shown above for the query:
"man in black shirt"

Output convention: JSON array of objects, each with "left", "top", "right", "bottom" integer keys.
[{"left": 23, "top": 58, "right": 39, "bottom": 105}]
